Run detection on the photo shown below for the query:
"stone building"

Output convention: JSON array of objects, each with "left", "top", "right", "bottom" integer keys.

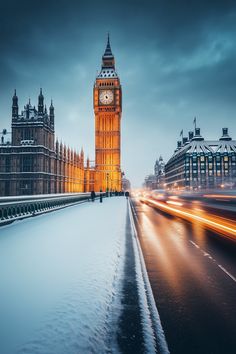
[
  {"left": 144, "top": 174, "right": 157, "bottom": 190},
  {"left": 154, "top": 155, "right": 165, "bottom": 188},
  {"left": 122, "top": 177, "right": 131, "bottom": 191},
  {"left": 143, "top": 156, "right": 165, "bottom": 190},
  {"left": 0, "top": 89, "right": 90, "bottom": 196},
  {"left": 165, "top": 127, "right": 236, "bottom": 190}
]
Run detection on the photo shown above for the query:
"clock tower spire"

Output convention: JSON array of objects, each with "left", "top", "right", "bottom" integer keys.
[
  {"left": 94, "top": 36, "right": 122, "bottom": 192},
  {"left": 102, "top": 34, "right": 115, "bottom": 68}
]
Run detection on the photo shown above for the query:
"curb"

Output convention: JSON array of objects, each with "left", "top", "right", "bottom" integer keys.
[{"left": 128, "top": 199, "right": 170, "bottom": 354}]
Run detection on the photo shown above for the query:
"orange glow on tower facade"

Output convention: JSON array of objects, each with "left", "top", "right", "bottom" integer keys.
[{"left": 94, "top": 36, "right": 122, "bottom": 191}]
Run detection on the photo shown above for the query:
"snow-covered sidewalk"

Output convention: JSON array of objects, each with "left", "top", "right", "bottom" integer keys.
[{"left": 0, "top": 197, "right": 168, "bottom": 354}]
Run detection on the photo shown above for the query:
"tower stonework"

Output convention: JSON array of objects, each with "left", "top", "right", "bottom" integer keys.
[{"left": 94, "top": 36, "right": 122, "bottom": 191}]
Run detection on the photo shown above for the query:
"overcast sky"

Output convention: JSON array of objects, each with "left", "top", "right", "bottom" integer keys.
[{"left": 0, "top": 0, "right": 236, "bottom": 187}]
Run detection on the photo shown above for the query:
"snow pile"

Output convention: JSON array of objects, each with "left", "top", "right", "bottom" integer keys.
[{"left": 0, "top": 198, "right": 127, "bottom": 354}]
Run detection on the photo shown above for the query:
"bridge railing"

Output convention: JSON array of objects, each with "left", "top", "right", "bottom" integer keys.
[{"left": 0, "top": 193, "right": 105, "bottom": 225}]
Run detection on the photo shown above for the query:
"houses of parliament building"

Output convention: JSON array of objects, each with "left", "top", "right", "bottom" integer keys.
[{"left": 0, "top": 36, "right": 122, "bottom": 196}]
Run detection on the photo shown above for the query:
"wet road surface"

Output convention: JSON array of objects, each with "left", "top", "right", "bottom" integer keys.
[{"left": 131, "top": 197, "right": 236, "bottom": 354}]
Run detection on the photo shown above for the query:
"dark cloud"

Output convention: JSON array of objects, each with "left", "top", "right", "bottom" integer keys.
[{"left": 0, "top": 0, "right": 236, "bottom": 186}]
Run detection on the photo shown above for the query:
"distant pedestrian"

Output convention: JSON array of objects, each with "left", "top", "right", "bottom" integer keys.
[
  {"left": 91, "top": 190, "right": 96, "bottom": 202},
  {"left": 100, "top": 189, "right": 103, "bottom": 203},
  {"left": 125, "top": 191, "right": 129, "bottom": 199}
]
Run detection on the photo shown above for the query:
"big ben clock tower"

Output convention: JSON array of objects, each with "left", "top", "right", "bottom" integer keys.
[{"left": 94, "top": 35, "right": 122, "bottom": 191}]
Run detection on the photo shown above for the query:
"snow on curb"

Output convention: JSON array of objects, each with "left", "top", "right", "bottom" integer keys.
[{"left": 128, "top": 200, "right": 170, "bottom": 354}]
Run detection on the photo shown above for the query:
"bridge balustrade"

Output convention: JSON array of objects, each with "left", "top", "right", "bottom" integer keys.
[{"left": 0, "top": 193, "right": 100, "bottom": 225}]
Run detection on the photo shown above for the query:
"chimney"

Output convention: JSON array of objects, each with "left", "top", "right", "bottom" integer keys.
[
  {"left": 177, "top": 141, "right": 182, "bottom": 148},
  {"left": 183, "top": 137, "right": 188, "bottom": 145},
  {"left": 192, "top": 127, "right": 204, "bottom": 141},
  {"left": 219, "top": 127, "right": 232, "bottom": 141},
  {"left": 188, "top": 131, "right": 194, "bottom": 140},
  {"left": 195, "top": 128, "right": 200, "bottom": 136},
  {"left": 223, "top": 127, "right": 228, "bottom": 135}
]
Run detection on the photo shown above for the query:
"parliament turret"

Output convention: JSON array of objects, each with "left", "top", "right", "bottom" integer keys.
[{"left": 12, "top": 89, "right": 18, "bottom": 119}]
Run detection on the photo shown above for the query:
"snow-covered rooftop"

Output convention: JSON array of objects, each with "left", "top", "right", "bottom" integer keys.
[{"left": 169, "top": 139, "right": 236, "bottom": 163}]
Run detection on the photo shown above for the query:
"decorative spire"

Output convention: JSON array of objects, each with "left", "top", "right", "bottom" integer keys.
[
  {"left": 38, "top": 88, "right": 44, "bottom": 114},
  {"left": 86, "top": 156, "right": 90, "bottom": 168},
  {"left": 50, "top": 100, "right": 54, "bottom": 114},
  {"left": 12, "top": 89, "right": 18, "bottom": 119},
  {"left": 101, "top": 33, "right": 115, "bottom": 69},
  {"left": 49, "top": 98, "right": 54, "bottom": 130},
  {"left": 103, "top": 33, "right": 113, "bottom": 57},
  {"left": 38, "top": 88, "right": 44, "bottom": 100},
  {"left": 80, "top": 147, "right": 84, "bottom": 159},
  {"left": 55, "top": 137, "right": 59, "bottom": 152}
]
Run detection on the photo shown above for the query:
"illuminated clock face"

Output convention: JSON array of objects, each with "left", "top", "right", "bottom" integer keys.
[{"left": 99, "top": 90, "right": 114, "bottom": 105}]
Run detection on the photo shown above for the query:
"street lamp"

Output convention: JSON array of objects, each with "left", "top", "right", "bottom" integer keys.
[{"left": 106, "top": 173, "right": 109, "bottom": 195}]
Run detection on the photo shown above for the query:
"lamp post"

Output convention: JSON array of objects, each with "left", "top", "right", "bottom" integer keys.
[
  {"left": 110, "top": 178, "right": 113, "bottom": 197},
  {"left": 106, "top": 173, "right": 109, "bottom": 197}
]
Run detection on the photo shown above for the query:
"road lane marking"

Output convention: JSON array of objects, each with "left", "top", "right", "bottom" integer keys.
[
  {"left": 189, "top": 240, "right": 236, "bottom": 284},
  {"left": 189, "top": 240, "right": 200, "bottom": 249},
  {"left": 218, "top": 265, "right": 236, "bottom": 283}
]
